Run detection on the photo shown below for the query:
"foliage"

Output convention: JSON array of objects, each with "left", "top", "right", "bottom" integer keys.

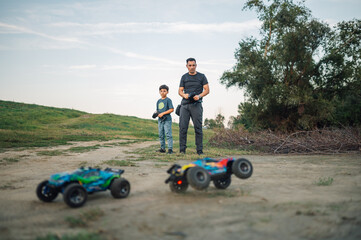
[
  {"left": 221, "top": 0, "right": 361, "bottom": 131},
  {"left": 204, "top": 114, "right": 225, "bottom": 129},
  {"left": 315, "top": 19, "right": 361, "bottom": 126}
]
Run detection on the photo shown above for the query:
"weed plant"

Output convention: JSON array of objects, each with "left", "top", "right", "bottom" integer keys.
[
  {"left": 36, "top": 232, "right": 101, "bottom": 240},
  {"left": 65, "top": 208, "right": 104, "bottom": 228},
  {"left": 315, "top": 177, "right": 334, "bottom": 186},
  {"left": 0, "top": 157, "right": 20, "bottom": 164},
  {"left": 103, "top": 159, "right": 137, "bottom": 167}
]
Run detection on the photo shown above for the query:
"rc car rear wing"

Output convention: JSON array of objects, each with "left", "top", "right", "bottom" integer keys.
[{"left": 104, "top": 168, "right": 124, "bottom": 175}]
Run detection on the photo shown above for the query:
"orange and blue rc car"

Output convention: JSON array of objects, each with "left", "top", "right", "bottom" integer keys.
[
  {"left": 36, "top": 167, "right": 130, "bottom": 208},
  {"left": 165, "top": 157, "right": 253, "bottom": 193}
]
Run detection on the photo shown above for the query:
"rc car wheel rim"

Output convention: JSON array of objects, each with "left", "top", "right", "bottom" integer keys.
[
  {"left": 219, "top": 179, "right": 227, "bottom": 185},
  {"left": 239, "top": 162, "right": 250, "bottom": 174},
  {"left": 120, "top": 183, "right": 128, "bottom": 194},
  {"left": 169, "top": 179, "right": 188, "bottom": 193},
  {"left": 196, "top": 172, "right": 205, "bottom": 182},
  {"left": 42, "top": 186, "right": 52, "bottom": 197},
  {"left": 70, "top": 190, "right": 85, "bottom": 204},
  {"left": 174, "top": 182, "right": 182, "bottom": 190}
]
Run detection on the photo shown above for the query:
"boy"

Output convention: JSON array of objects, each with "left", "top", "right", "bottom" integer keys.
[{"left": 156, "top": 84, "right": 174, "bottom": 154}]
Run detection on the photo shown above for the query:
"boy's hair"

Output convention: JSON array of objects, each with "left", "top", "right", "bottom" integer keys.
[
  {"left": 186, "top": 57, "right": 196, "bottom": 63},
  {"left": 159, "top": 84, "right": 169, "bottom": 91}
]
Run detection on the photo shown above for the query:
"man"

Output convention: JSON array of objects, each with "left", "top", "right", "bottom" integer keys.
[{"left": 178, "top": 57, "right": 210, "bottom": 155}]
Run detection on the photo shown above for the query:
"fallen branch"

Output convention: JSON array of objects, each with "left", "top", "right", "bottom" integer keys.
[{"left": 209, "top": 127, "right": 361, "bottom": 154}]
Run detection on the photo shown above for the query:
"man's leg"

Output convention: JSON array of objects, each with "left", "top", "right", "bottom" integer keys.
[
  {"left": 179, "top": 105, "right": 190, "bottom": 153},
  {"left": 190, "top": 103, "right": 203, "bottom": 153}
]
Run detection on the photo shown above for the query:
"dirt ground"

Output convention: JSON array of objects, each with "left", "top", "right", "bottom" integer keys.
[{"left": 0, "top": 140, "right": 360, "bottom": 240}]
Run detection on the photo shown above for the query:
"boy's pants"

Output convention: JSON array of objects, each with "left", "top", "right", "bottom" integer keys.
[
  {"left": 179, "top": 102, "right": 203, "bottom": 152},
  {"left": 158, "top": 119, "right": 173, "bottom": 150}
]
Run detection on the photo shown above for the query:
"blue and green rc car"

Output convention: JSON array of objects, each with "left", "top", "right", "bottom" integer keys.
[
  {"left": 165, "top": 157, "right": 253, "bottom": 193},
  {"left": 36, "top": 167, "right": 130, "bottom": 208}
]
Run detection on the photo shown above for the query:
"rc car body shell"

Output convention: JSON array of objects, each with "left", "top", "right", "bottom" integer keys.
[
  {"left": 37, "top": 167, "right": 130, "bottom": 208},
  {"left": 165, "top": 157, "right": 253, "bottom": 192},
  {"left": 166, "top": 157, "right": 234, "bottom": 182},
  {"left": 48, "top": 167, "right": 122, "bottom": 192}
]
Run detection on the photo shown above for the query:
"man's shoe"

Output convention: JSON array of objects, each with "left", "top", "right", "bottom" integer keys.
[
  {"left": 158, "top": 148, "right": 166, "bottom": 153},
  {"left": 179, "top": 150, "right": 186, "bottom": 154},
  {"left": 197, "top": 150, "right": 204, "bottom": 155},
  {"left": 167, "top": 149, "right": 173, "bottom": 154}
]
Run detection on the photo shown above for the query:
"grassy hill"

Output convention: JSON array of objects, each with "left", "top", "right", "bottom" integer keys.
[{"left": 0, "top": 100, "right": 180, "bottom": 149}]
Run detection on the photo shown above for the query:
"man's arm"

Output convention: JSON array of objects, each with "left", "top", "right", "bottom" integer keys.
[
  {"left": 194, "top": 84, "right": 209, "bottom": 101},
  {"left": 178, "top": 87, "right": 189, "bottom": 99}
]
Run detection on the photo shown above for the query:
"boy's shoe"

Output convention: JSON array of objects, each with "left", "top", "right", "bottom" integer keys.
[
  {"left": 157, "top": 148, "right": 166, "bottom": 153},
  {"left": 197, "top": 150, "right": 204, "bottom": 155},
  {"left": 167, "top": 149, "right": 173, "bottom": 154}
]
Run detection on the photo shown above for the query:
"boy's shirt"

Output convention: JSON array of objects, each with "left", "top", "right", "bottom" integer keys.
[{"left": 157, "top": 97, "right": 174, "bottom": 121}]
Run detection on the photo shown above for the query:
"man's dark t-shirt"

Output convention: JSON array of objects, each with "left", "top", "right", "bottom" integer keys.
[{"left": 179, "top": 72, "right": 208, "bottom": 105}]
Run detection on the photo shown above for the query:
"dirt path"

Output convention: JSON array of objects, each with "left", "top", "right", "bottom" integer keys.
[{"left": 0, "top": 141, "right": 360, "bottom": 240}]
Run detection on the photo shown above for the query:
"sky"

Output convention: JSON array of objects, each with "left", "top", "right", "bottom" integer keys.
[{"left": 1, "top": 0, "right": 360, "bottom": 124}]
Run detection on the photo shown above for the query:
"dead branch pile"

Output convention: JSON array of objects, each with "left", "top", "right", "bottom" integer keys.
[{"left": 209, "top": 127, "right": 361, "bottom": 154}]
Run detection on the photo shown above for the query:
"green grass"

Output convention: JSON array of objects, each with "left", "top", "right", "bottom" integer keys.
[
  {"left": 154, "top": 163, "right": 168, "bottom": 168},
  {"left": 0, "top": 183, "right": 16, "bottom": 190},
  {"left": 0, "top": 100, "right": 163, "bottom": 149},
  {"left": 65, "top": 208, "right": 104, "bottom": 228},
  {"left": 206, "top": 190, "right": 239, "bottom": 198},
  {"left": 128, "top": 142, "right": 251, "bottom": 163},
  {"left": 37, "top": 150, "right": 67, "bottom": 156},
  {"left": 65, "top": 216, "right": 87, "bottom": 228},
  {"left": 36, "top": 141, "right": 143, "bottom": 156},
  {"left": 0, "top": 157, "right": 21, "bottom": 164},
  {"left": 0, "top": 100, "right": 254, "bottom": 158},
  {"left": 103, "top": 140, "right": 142, "bottom": 146},
  {"left": 36, "top": 232, "right": 101, "bottom": 240},
  {"left": 68, "top": 145, "right": 101, "bottom": 153},
  {"left": 315, "top": 177, "right": 334, "bottom": 186},
  {"left": 103, "top": 159, "right": 137, "bottom": 167}
]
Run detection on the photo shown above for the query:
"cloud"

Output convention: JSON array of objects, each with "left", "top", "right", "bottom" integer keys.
[
  {"left": 48, "top": 20, "right": 261, "bottom": 35},
  {"left": 0, "top": 21, "right": 241, "bottom": 69},
  {"left": 101, "top": 65, "right": 175, "bottom": 71},
  {"left": 69, "top": 65, "right": 97, "bottom": 70},
  {"left": 99, "top": 46, "right": 182, "bottom": 66},
  {"left": 0, "top": 22, "right": 83, "bottom": 44},
  {"left": 0, "top": 21, "right": 180, "bottom": 65}
]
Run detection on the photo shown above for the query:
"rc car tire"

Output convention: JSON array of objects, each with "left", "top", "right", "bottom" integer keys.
[
  {"left": 186, "top": 166, "right": 210, "bottom": 190},
  {"left": 110, "top": 178, "right": 130, "bottom": 198},
  {"left": 232, "top": 158, "right": 253, "bottom": 179},
  {"left": 213, "top": 175, "right": 231, "bottom": 189},
  {"left": 63, "top": 183, "right": 88, "bottom": 208},
  {"left": 36, "top": 180, "right": 59, "bottom": 202},
  {"left": 169, "top": 178, "right": 189, "bottom": 193}
]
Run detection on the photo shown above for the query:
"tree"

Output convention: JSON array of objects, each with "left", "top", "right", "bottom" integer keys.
[
  {"left": 204, "top": 114, "right": 225, "bottom": 129},
  {"left": 221, "top": 0, "right": 360, "bottom": 131},
  {"left": 315, "top": 19, "right": 361, "bottom": 126}
]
